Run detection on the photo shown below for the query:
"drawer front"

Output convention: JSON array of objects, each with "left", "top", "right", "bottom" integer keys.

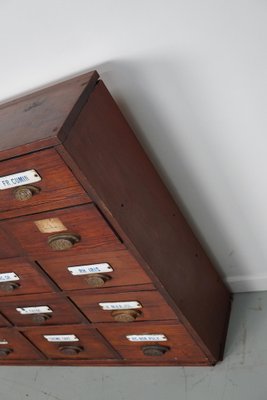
[
  {"left": 0, "top": 328, "right": 42, "bottom": 360},
  {"left": 98, "top": 323, "right": 207, "bottom": 363},
  {"left": 0, "top": 258, "right": 53, "bottom": 296},
  {"left": 0, "top": 294, "right": 84, "bottom": 327},
  {"left": 70, "top": 290, "right": 177, "bottom": 323},
  {"left": 0, "top": 314, "right": 10, "bottom": 327},
  {"left": 40, "top": 250, "right": 151, "bottom": 290},
  {"left": 0, "top": 230, "right": 19, "bottom": 259},
  {"left": 1, "top": 204, "right": 125, "bottom": 259},
  {"left": 0, "top": 148, "right": 90, "bottom": 219},
  {"left": 24, "top": 325, "right": 118, "bottom": 360}
]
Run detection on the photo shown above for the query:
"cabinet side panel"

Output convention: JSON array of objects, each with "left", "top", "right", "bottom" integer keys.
[{"left": 62, "top": 80, "right": 231, "bottom": 362}]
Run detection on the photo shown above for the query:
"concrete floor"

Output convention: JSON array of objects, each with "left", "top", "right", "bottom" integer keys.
[{"left": 0, "top": 291, "right": 265, "bottom": 400}]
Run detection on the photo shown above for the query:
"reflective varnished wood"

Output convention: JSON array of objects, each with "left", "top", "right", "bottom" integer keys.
[{"left": 0, "top": 70, "right": 231, "bottom": 366}]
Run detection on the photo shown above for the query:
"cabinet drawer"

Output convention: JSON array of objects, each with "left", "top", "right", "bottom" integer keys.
[
  {"left": 98, "top": 322, "right": 207, "bottom": 363},
  {"left": 24, "top": 325, "right": 118, "bottom": 360},
  {"left": 0, "top": 231, "right": 19, "bottom": 259},
  {"left": 0, "top": 258, "right": 53, "bottom": 296},
  {"left": 40, "top": 250, "right": 151, "bottom": 290},
  {"left": 0, "top": 328, "right": 42, "bottom": 360},
  {"left": 0, "top": 314, "right": 10, "bottom": 327},
  {"left": 0, "top": 148, "right": 90, "bottom": 219},
  {"left": 70, "top": 290, "right": 177, "bottom": 323},
  {"left": 0, "top": 294, "right": 84, "bottom": 327},
  {"left": 1, "top": 204, "right": 125, "bottom": 259}
]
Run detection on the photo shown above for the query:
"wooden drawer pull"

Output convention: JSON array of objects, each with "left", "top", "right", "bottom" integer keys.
[
  {"left": 48, "top": 233, "right": 81, "bottom": 251},
  {"left": 142, "top": 345, "right": 170, "bottom": 357},
  {"left": 0, "top": 282, "right": 20, "bottom": 292},
  {"left": 85, "top": 274, "right": 111, "bottom": 288},
  {"left": 14, "top": 185, "right": 40, "bottom": 201},
  {"left": 58, "top": 345, "right": 84, "bottom": 355},
  {"left": 111, "top": 309, "right": 142, "bottom": 323},
  {"left": 0, "top": 348, "right": 13, "bottom": 357}
]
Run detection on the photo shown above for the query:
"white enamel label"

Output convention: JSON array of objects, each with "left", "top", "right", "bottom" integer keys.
[
  {"left": 16, "top": 306, "right": 53, "bottom": 315},
  {"left": 68, "top": 263, "right": 113, "bottom": 275},
  {"left": 44, "top": 335, "right": 79, "bottom": 342},
  {"left": 0, "top": 169, "right": 41, "bottom": 190},
  {"left": 99, "top": 301, "right": 142, "bottom": 311},
  {"left": 126, "top": 334, "right": 168, "bottom": 342},
  {"left": 0, "top": 339, "right": 8, "bottom": 345},
  {"left": 0, "top": 272, "right": 19, "bottom": 282}
]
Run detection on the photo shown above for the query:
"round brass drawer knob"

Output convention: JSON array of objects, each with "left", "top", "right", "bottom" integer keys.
[
  {"left": 58, "top": 345, "right": 84, "bottom": 356},
  {"left": 14, "top": 185, "right": 40, "bottom": 201},
  {"left": 48, "top": 233, "right": 81, "bottom": 251},
  {"left": 32, "top": 313, "right": 51, "bottom": 324},
  {"left": 142, "top": 345, "right": 170, "bottom": 357},
  {"left": 0, "top": 348, "right": 13, "bottom": 357},
  {"left": 85, "top": 274, "right": 111, "bottom": 288},
  {"left": 0, "top": 282, "right": 20, "bottom": 292},
  {"left": 111, "top": 309, "right": 142, "bottom": 323}
]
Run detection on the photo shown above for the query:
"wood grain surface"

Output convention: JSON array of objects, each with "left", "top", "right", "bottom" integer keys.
[
  {"left": 0, "top": 70, "right": 231, "bottom": 366},
  {"left": 0, "top": 71, "right": 99, "bottom": 159},
  {"left": 39, "top": 250, "right": 152, "bottom": 291},
  {"left": 0, "top": 148, "right": 90, "bottom": 219},
  {"left": 70, "top": 289, "right": 178, "bottom": 323},
  {"left": 61, "top": 79, "right": 231, "bottom": 362},
  {"left": 1, "top": 204, "right": 125, "bottom": 259}
]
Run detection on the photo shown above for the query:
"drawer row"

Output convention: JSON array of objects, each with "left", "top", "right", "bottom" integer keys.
[
  {"left": 0, "top": 323, "right": 207, "bottom": 364},
  {"left": 0, "top": 290, "right": 177, "bottom": 327},
  {"left": 0, "top": 204, "right": 125, "bottom": 260},
  {"left": 0, "top": 252, "right": 151, "bottom": 295},
  {"left": 0, "top": 148, "right": 203, "bottom": 365},
  {"left": 0, "top": 148, "right": 89, "bottom": 219}
]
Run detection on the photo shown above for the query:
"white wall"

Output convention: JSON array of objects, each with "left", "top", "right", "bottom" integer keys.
[
  {"left": 0, "top": 0, "right": 267, "bottom": 292},
  {"left": 0, "top": 291, "right": 266, "bottom": 399},
  {"left": 0, "top": 2, "right": 266, "bottom": 393}
]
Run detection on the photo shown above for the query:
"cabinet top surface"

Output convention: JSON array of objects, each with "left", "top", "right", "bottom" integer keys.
[{"left": 0, "top": 70, "right": 98, "bottom": 157}]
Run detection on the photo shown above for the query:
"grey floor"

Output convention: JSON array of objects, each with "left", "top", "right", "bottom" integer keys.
[{"left": 0, "top": 291, "right": 265, "bottom": 399}]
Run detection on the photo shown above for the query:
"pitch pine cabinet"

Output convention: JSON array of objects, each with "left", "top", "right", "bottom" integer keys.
[{"left": 0, "top": 71, "right": 231, "bottom": 366}]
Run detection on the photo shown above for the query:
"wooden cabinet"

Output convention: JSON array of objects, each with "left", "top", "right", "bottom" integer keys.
[{"left": 0, "top": 70, "right": 231, "bottom": 366}]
